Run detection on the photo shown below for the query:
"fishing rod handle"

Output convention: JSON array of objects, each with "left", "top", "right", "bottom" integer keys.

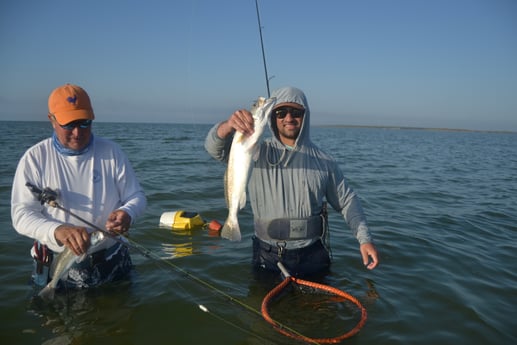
[{"left": 277, "top": 262, "right": 291, "bottom": 279}]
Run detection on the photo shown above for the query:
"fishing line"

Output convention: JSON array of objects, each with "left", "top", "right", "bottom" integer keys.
[{"left": 26, "top": 183, "right": 317, "bottom": 343}]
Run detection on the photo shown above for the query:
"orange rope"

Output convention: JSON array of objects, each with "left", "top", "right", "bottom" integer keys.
[{"left": 261, "top": 276, "right": 367, "bottom": 344}]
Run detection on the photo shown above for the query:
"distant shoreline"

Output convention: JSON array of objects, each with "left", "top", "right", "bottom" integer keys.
[
  {"left": 1, "top": 120, "right": 514, "bottom": 134},
  {"left": 314, "top": 124, "right": 516, "bottom": 134}
]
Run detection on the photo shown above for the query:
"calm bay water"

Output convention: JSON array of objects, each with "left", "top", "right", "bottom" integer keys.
[{"left": 1, "top": 121, "right": 516, "bottom": 344}]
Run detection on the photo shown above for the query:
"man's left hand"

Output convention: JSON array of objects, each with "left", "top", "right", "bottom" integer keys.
[
  {"left": 360, "top": 243, "right": 379, "bottom": 270},
  {"left": 105, "top": 210, "right": 132, "bottom": 234}
]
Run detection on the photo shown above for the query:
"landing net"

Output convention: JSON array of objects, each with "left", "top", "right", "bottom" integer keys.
[{"left": 261, "top": 263, "right": 367, "bottom": 344}]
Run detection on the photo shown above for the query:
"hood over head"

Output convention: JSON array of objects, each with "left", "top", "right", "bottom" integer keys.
[{"left": 269, "top": 86, "right": 311, "bottom": 148}]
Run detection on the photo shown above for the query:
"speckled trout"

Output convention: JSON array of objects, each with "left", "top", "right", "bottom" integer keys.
[
  {"left": 222, "top": 97, "right": 276, "bottom": 241},
  {"left": 38, "top": 231, "right": 115, "bottom": 299}
]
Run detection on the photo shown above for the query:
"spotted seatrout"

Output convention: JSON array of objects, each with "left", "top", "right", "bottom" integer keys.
[{"left": 221, "top": 97, "right": 276, "bottom": 241}]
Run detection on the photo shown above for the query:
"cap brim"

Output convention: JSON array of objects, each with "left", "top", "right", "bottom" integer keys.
[{"left": 53, "top": 109, "right": 95, "bottom": 125}]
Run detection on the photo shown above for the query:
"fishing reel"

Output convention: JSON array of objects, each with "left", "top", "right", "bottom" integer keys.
[{"left": 25, "top": 182, "right": 58, "bottom": 205}]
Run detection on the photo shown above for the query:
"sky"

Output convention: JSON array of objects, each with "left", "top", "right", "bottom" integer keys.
[{"left": 1, "top": 0, "right": 516, "bottom": 131}]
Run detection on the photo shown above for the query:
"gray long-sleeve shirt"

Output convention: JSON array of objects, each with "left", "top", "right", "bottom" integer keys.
[{"left": 205, "top": 87, "right": 372, "bottom": 248}]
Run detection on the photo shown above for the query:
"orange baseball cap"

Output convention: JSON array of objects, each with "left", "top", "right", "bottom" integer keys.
[{"left": 48, "top": 84, "right": 95, "bottom": 125}]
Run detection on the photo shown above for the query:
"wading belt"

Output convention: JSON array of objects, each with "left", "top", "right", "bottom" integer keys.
[
  {"left": 254, "top": 215, "right": 324, "bottom": 243},
  {"left": 254, "top": 203, "right": 331, "bottom": 262}
]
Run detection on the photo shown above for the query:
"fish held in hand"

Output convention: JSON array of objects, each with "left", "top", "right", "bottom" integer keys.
[
  {"left": 222, "top": 97, "right": 276, "bottom": 241},
  {"left": 38, "top": 231, "right": 115, "bottom": 299}
]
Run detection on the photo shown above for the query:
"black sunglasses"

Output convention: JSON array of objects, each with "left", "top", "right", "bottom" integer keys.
[
  {"left": 274, "top": 106, "right": 305, "bottom": 119},
  {"left": 59, "top": 119, "right": 93, "bottom": 130}
]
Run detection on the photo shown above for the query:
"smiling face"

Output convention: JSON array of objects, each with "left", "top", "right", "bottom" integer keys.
[
  {"left": 49, "top": 115, "right": 92, "bottom": 151},
  {"left": 272, "top": 102, "right": 305, "bottom": 146}
]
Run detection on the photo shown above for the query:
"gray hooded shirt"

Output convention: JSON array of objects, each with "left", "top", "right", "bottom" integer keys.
[{"left": 205, "top": 87, "right": 372, "bottom": 248}]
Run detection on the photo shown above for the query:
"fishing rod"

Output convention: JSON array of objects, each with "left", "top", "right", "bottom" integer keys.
[
  {"left": 25, "top": 182, "right": 318, "bottom": 343},
  {"left": 24, "top": 183, "right": 239, "bottom": 292},
  {"left": 25, "top": 182, "right": 155, "bottom": 258},
  {"left": 255, "top": 0, "right": 271, "bottom": 97}
]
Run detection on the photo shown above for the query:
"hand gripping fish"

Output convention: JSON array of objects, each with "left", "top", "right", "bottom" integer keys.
[
  {"left": 38, "top": 231, "right": 115, "bottom": 299},
  {"left": 222, "top": 97, "right": 276, "bottom": 241}
]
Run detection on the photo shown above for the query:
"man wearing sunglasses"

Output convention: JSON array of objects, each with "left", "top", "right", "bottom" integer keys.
[
  {"left": 205, "top": 86, "right": 378, "bottom": 277},
  {"left": 11, "top": 83, "right": 147, "bottom": 290}
]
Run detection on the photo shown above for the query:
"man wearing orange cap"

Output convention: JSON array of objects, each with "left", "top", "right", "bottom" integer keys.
[{"left": 11, "top": 84, "right": 147, "bottom": 290}]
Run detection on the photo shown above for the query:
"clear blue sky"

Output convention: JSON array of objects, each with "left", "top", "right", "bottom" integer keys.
[{"left": 1, "top": 0, "right": 516, "bottom": 131}]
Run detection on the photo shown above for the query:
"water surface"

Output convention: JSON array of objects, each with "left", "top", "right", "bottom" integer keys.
[{"left": 1, "top": 121, "right": 516, "bottom": 344}]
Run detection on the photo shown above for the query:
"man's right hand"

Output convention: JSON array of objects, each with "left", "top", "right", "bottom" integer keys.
[
  {"left": 54, "top": 225, "right": 90, "bottom": 256},
  {"left": 217, "top": 109, "right": 255, "bottom": 138}
]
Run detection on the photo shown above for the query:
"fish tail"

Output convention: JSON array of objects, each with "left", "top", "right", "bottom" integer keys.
[
  {"left": 221, "top": 217, "right": 242, "bottom": 242},
  {"left": 38, "top": 285, "right": 56, "bottom": 300}
]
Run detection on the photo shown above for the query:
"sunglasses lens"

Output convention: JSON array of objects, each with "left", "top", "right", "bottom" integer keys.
[
  {"left": 274, "top": 107, "right": 304, "bottom": 119},
  {"left": 61, "top": 120, "right": 92, "bottom": 130},
  {"left": 291, "top": 109, "right": 304, "bottom": 117},
  {"left": 275, "top": 109, "right": 287, "bottom": 119},
  {"left": 79, "top": 120, "right": 92, "bottom": 129}
]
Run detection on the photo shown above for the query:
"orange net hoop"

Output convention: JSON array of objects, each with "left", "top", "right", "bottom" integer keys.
[{"left": 261, "top": 271, "right": 367, "bottom": 344}]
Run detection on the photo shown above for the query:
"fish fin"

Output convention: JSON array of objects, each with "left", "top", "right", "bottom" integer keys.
[
  {"left": 221, "top": 218, "right": 242, "bottom": 242},
  {"left": 238, "top": 190, "right": 247, "bottom": 210},
  {"left": 251, "top": 143, "right": 261, "bottom": 162},
  {"left": 38, "top": 285, "right": 56, "bottom": 300}
]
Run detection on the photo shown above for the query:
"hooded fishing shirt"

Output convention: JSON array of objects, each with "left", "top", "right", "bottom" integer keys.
[
  {"left": 11, "top": 135, "right": 147, "bottom": 254},
  {"left": 205, "top": 86, "right": 372, "bottom": 249}
]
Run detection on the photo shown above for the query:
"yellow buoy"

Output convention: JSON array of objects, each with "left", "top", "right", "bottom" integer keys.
[{"left": 159, "top": 211, "right": 206, "bottom": 230}]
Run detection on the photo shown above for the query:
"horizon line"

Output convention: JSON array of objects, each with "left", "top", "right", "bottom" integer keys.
[{"left": 1, "top": 119, "right": 515, "bottom": 134}]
